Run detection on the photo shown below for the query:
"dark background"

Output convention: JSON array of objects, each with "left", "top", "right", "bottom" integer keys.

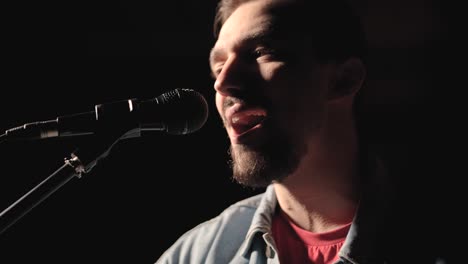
[{"left": 0, "top": 0, "right": 455, "bottom": 263}]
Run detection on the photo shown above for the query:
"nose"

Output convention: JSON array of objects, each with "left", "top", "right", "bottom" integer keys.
[{"left": 214, "top": 54, "right": 249, "bottom": 97}]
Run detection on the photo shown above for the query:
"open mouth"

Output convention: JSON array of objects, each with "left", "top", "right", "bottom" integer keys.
[{"left": 230, "top": 109, "right": 267, "bottom": 136}]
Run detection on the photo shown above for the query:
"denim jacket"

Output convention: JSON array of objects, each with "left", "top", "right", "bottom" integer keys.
[{"left": 156, "top": 157, "right": 394, "bottom": 264}]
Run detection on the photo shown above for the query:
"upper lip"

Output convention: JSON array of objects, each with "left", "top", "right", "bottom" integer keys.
[{"left": 225, "top": 102, "right": 267, "bottom": 129}]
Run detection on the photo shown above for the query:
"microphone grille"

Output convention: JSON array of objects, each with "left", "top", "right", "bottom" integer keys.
[{"left": 157, "top": 88, "right": 209, "bottom": 135}]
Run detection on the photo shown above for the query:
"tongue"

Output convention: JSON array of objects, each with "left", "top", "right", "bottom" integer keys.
[{"left": 232, "top": 114, "right": 265, "bottom": 134}]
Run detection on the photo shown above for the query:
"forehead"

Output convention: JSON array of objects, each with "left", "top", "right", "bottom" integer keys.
[
  {"left": 218, "top": 1, "right": 274, "bottom": 44},
  {"left": 216, "top": 0, "right": 305, "bottom": 46}
]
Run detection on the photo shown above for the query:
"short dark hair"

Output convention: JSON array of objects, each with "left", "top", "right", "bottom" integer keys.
[{"left": 213, "top": 0, "right": 367, "bottom": 64}]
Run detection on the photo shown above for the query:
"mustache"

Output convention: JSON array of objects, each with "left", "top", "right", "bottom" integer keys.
[{"left": 223, "top": 96, "right": 242, "bottom": 109}]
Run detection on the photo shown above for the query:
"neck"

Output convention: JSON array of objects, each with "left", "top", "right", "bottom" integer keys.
[{"left": 274, "top": 106, "right": 360, "bottom": 233}]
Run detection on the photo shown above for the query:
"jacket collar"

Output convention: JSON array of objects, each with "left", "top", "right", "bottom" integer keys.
[
  {"left": 339, "top": 155, "right": 393, "bottom": 264},
  {"left": 239, "top": 151, "right": 393, "bottom": 264},
  {"left": 239, "top": 185, "right": 277, "bottom": 258}
]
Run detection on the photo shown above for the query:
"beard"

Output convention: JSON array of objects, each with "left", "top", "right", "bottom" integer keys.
[
  {"left": 220, "top": 93, "right": 312, "bottom": 188},
  {"left": 228, "top": 128, "right": 305, "bottom": 188}
]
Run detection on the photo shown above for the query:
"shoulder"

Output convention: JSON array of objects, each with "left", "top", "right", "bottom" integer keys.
[{"left": 155, "top": 193, "right": 265, "bottom": 264}]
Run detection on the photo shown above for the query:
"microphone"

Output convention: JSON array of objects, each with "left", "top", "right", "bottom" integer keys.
[{"left": 3, "top": 88, "right": 209, "bottom": 141}]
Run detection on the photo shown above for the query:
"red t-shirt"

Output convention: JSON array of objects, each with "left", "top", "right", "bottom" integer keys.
[{"left": 271, "top": 210, "right": 351, "bottom": 264}]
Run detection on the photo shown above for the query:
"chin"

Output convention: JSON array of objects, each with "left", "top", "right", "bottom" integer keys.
[
  {"left": 229, "top": 137, "right": 302, "bottom": 188},
  {"left": 230, "top": 145, "right": 272, "bottom": 187}
]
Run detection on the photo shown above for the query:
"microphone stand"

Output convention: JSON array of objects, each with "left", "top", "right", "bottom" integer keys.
[
  {"left": 0, "top": 154, "right": 84, "bottom": 235},
  {"left": 0, "top": 128, "right": 141, "bottom": 235}
]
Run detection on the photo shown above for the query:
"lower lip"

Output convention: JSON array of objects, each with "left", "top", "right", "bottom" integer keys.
[{"left": 230, "top": 123, "right": 266, "bottom": 145}]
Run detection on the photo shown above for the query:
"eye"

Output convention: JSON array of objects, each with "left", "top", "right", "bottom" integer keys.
[
  {"left": 211, "top": 65, "right": 223, "bottom": 79},
  {"left": 253, "top": 47, "right": 277, "bottom": 60},
  {"left": 252, "top": 47, "right": 282, "bottom": 62}
]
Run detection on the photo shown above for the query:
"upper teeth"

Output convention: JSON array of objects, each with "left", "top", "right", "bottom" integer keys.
[
  {"left": 232, "top": 114, "right": 264, "bottom": 124},
  {"left": 231, "top": 110, "right": 266, "bottom": 126}
]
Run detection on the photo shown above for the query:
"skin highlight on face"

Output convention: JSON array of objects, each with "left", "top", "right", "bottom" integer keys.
[{"left": 212, "top": 0, "right": 334, "bottom": 188}]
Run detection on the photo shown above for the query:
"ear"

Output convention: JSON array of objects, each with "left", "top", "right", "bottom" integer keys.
[{"left": 328, "top": 57, "right": 366, "bottom": 101}]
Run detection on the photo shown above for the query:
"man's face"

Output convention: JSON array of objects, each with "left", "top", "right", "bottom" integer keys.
[{"left": 209, "top": 0, "right": 334, "bottom": 187}]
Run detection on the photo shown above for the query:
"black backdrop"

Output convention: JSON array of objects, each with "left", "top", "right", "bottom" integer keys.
[{"left": 0, "top": 0, "right": 456, "bottom": 263}]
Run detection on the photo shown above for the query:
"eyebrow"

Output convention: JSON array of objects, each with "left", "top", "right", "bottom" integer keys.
[{"left": 209, "top": 27, "right": 276, "bottom": 68}]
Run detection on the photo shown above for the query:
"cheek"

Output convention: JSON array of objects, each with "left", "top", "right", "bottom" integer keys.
[
  {"left": 268, "top": 70, "right": 328, "bottom": 134},
  {"left": 261, "top": 64, "right": 308, "bottom": 111},
  {"left": 258, "top": 62, "right": 284, "bottom": 81}
]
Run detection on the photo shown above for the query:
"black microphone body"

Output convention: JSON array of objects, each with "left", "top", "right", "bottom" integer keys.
[{"left": 4, "top": 88, "right": 209, "bottom": 141}]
